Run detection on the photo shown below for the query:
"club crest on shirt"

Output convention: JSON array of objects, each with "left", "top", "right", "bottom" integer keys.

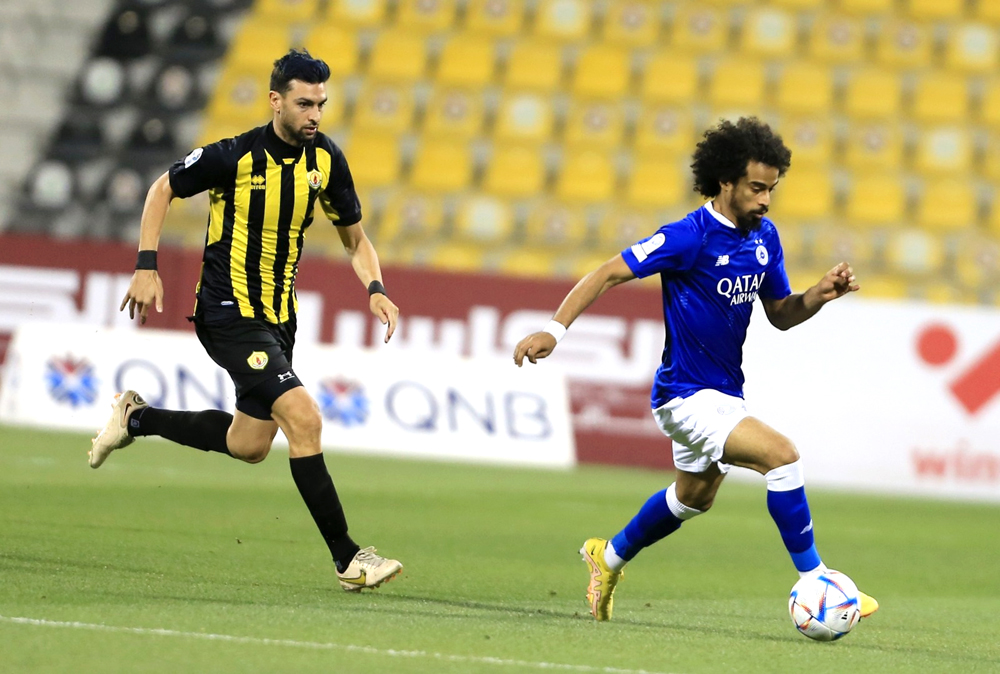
[
  {"left": 307, "top": 170, "right": 323, "bottom": 190},
  {"left": 247, "top": 351, "right": 269, "bottom": 370},
  {"left": 755, "top": 245, "right": 769, "bottom": 266}
]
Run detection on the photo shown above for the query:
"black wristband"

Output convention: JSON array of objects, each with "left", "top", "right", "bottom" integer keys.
[
  {"left": 135, "top": 250, "right": 158, "bottom": 271},
  {"left": 367, "top": 280, "right": 387, "bottom": 297}
]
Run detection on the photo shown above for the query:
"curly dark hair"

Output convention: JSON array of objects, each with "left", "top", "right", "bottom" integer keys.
[
  {"left": 270, "top": 49, "right": 330, "bottom": 94},
  {"left": 690, "top": 117, "right": 792, "bottom": 198}
]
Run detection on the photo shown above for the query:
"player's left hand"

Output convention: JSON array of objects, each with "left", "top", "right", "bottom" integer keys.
[
  {"left": 513, "top": 332, "right": 557, "bottom": 367},
  {"left": 815, "top": 262, "right": 860, "bottom": 303},
  {"left": 370, "top": 293, "right": 398, "bottom": 343}
]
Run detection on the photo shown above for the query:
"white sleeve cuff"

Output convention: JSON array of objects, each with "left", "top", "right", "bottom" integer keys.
[{"left": 543, "top": 320, "right": 567, "bottom": 344}]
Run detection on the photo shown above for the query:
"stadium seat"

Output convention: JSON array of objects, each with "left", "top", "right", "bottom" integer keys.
[
  {"left": 427, "top": 241, "right": 488, "bottom": 272},
  {"left": 303, "top": 24, "right": 359, "bottom": 79},
  {"left": 775, "top": 63, "right": 834, "bottom": 116},
  {"left": 768, "top": 0, "right": 824, "bottom": 9},
  {"left": 974, "top": 0, "right": 1000, "bottom": 24},
  {"left": 875, "top": 20, "right": 932, "bottom": 70},
  {"left": 352, "top": 83, "right": 415, "bottom": 134},
  {"left": 914, "top": 128, "right": 974, "bottom": 176},
  {"left": 844, "top": 68, "right": 901, "bottom": 120},
  {"left": 436, "top": 35, "right": 496, "bottom": 88},
  {"left": 844, "top": 173, "right": 907, "bottom": 229},
  {"left": 494, "top": 92, "right": 554, "bottom": 146},
  {"left": 327, "top": 0, "right": 387, "bottom": 28},
  {"left": 774, "top": 169, "right": 834, "bottom": 223},
  {"left": 885, "top": 229, "right": 945, "bottom": 275},
  {"left": 555, "top": 151, "right": 616, "bottom": 204},
  {"left": 454, "top": 193, "right": 515, "bottom": 243},
  {"left": 916, "top": 181, "right": 977, "bottom": 233},
  {"left": 396, "top": 0, "right": 457, "bottom": 33},
  {"left": 465, "top": 0, "right": 525, "bottom": 37},
  {"left": 367, "top": 30, "right": 427, "bottom": 82},
  {"left": 782, "top": 117, "right": 835, "bottom": 168},
  {"left": 496, "top": 247, "right": 560, "bottom": 278},
  {"left": 533, "top": 0, "right": 591, "bottom": 43},
  {"left": 810, "top": 228, "right": 876, "bottom": 269},
  {"left": 708, "top": 59, "right": 766, "bottom": 111},
  {"left": 226, "top": 18, "right": 294, "bottom": 70},
  {"left": 571, "top": 45, "right": 631, "bottom": 100},
  {"left": 808, "top": 15, "right": 865, "bottom": 64},
  {"left": 598, "top": 207, "right": 657, "bottom": 249},
  {"left": 564, "top": 101, "right": 625, "bottom": 151},
  {"left": 844, "top": 122, "right": 904, "bottom": 171},
  {"left": 409, "top": 139, "right": 472, "bottom": 193},
  {"left": 670, "top": 5, "right": 728, "bottom": 54},
  {"left": 911, "top": 73, "right": 969, "bottom": 125},
  {"left": 205, "top": 65, "right": 272, "bottom": 129},
  {"left": 422, "top": 88, "right": 485, "bottom": 140},
  {"left": 601, "top": 1, "right": 660, "bottom": 48},
  {"left": 980, "top": 78, "right": 1000, "bottom": 128},
  {"left": 345, "top": 133, "right": 401, "bottom": 188},
  {"left": 903, "top": 0, "right": 965, "bottom": 21},
  {"left": 504, "top": 40, "right": 562, "bottom": 91},
  {"left": 624, "top": 159, "right": 683, "bottom": 210},
  {"left": 633, "top": 106, "right": 694, "bottom": 157},
  {"left": 855, "top": 275, "right": 908, "bottom": 299},
  {"left": 483, "top": 146, "right": 546, "bottom": 198},
  {"left": 740, "top": 8, "right": 797, "bottom": 59},
  {"left": 640, "top": 51, "right": 699, "bottom": 105},
  {"left": 524, "top": 201, "right": 589, "bottom": 248},
  {"left": 944, "top": 24, "right": 1000, "bottom": 75},
  {"left": 254, "top": 0, "right": 320, "bottom": 23},
  {"left": 376, "top": 191, "right": 445, "bottom": 243},
  {"left": 836, "top": 0, "right": 894, "bottom": 16},
  {"left": 983, "top": 133, "right": 1000, "bottom": 180}
]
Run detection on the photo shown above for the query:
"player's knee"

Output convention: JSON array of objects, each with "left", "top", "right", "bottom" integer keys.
[
  {"left": 772, "top": 436, "right": 800, "bottom": 468},
  {"left": 231, "top": 438, "right": 271, "bottom": 464},
  {"left": 284, "top": 404, "right": 323, "bottom": 441}
]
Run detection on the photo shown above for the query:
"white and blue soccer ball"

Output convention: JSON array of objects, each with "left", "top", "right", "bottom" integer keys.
[{"left": 788, "top": 570, "right": 862, "bottom": 641}]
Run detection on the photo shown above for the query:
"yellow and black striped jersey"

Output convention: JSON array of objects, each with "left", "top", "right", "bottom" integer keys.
[{"left": 168, "top": 122, "right": 361, "bottom": 324}]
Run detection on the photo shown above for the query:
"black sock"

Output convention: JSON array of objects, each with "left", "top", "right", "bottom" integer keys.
[
  {"left": 129, "top": 408, "right": 232, "bottom": 456},
  {"left": 289, "top": 453, "right": 360, "bottom": 571}
]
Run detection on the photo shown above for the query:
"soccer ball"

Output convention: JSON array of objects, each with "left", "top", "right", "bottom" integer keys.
[{"left": 788, "top": 570, "right": 862, "bottom": 641}]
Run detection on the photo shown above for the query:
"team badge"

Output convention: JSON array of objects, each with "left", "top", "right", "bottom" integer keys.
[
  {"left": 247, "top": 351, "right": 269, "bottom": 370},
  {"left": 756, "top": 245, "right": 769, "bottom": 266},
  {"left": 307, "top": 169, "right": 323, "bottom": 190}
]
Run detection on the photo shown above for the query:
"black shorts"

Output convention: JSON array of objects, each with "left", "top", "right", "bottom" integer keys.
[{"left": 193, "top": 316, "right": 303, "bottom": 420}]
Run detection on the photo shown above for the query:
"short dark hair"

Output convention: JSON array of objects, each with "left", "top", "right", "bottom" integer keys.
[
  {"left": 269, "top": 48, "right": 331, "bottom": 94},
  {"left": 690, "top": 117, "right": 792, "bottom": 198}
]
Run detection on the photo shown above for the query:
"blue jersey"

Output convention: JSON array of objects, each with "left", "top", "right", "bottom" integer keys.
[{"left": 621, "top": 202, "right": 792, "bottom": 407}]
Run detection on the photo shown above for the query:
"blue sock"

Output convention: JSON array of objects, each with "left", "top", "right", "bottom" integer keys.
[
  {"left": 767, "top": 485, "right": 821, "bottom": 573},
  {"left": 610, "top": 489, "right": 683, "bottom": 561}
]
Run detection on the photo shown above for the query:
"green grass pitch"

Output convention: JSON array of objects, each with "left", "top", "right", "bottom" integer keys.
[{"left": 1, "top": 425, "right": 998, "bottom": 673}]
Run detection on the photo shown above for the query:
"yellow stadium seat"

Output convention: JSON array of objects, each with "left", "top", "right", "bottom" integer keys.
[
  {"left": 983, "top": 133, "right": 1000, "bottom": 180},
  {"left": 318, "top": 82, "right": 345, "bottom": 129},
  {"left": 774, "top": 169, "right": 834, "bottom": 223},
  {"left": 524, "top": 201, "right": 589, "bottom": 248},
  {"left": 255, "top": 0, "right": 321, "bottom": 23},
  {"left": 773, "top": 221, "right": 807, "bottom": 262},
  {"left": 494, "top": 92, "right": 554, "bottom": 146},
  {"left": 782, "top": 117, "right": 835, "bottom": 168},
  {"left": 903, "top": 0, "right": 965, "bottom": 21},
  {"left": 740, "top": 8, "right": 797, "bottom": 59},
  {"left": 206, "top": 65, "right": 273, "bottom": 128},
  {"left": 633, "top": 106, "right": 694, "bottom": 158},
  {"left": 395, "top": 0, "right": 457, "bottom": 33},
  {"left": 845, "top": 173, "right": 907, "bottom": 229},
  {"left": 640, "top": 51, "right": 699, "bottom": 105},
  {"left": 303, "top": 25, "right": 359, "bottom": 79},
  {"left": 533, "top": 0, "right": 591, "bottom": 43},
  {"left": 844, "top": 68, "right": 901, "bottom": 120},
  {"left": 368, "top": 30, "right": 427, "bottom": 82},
  {"left": 555, "top": 152, "right": 616, "bottom": 204},
  {"left": 571, "top": 251, "right": 620, "bottom": 279},
  {"left": 377, "top": 191, "right": 446, "bottom": 242},
  {"left": 497, "top": 248, "right": 560, "bottom": 278},
  {"left": 564, "top": 101, "right": 625, "bottom": 151},
  {"left": 708, "top": 59, "right": 766, "bottom": 111},
  {"left": 769, "top": 0, "right": 824, "bottom": 9},
  {"left": 226, "top": 19, "right": 296, "bottom": 70},
  {"left": 810, "top": 228, "right": 876, "bottom": 268},
  {"left": 875, "top": 20, "right": 933, "bottom": 70},
  {"left": 484, "top": 146, "right": 546, "bottom": 198},
  {"left": 465, "top": 0, "right": 526, "bottom": 37},
  {"left": 981, "top": 79, "right": 1000, "bottom": 128},
  {"left": 571, "top": 45, "right": 631, "bottom": 100},
  {"left": 671, "top": 5, "right": 728, "bottom": 54},
  {"left": 856, "top": 275, "right": 908, "bottom": 299},
  {"left": 911, "top": 73, "right": 969, "bottom": 125},
  {"left": 808, "top": 15, "right": 865, "bottom": 64},
  {"left": 844, "top": 122, "right": 904, "bottom": 171},
  {"left": 327, "top": 0, "right": 388, "bottom": 28},
  {"left": 775, "top": 63, "right": 834, "bottom": 116},
  {"left": 974, "top": 0, "right": 1000, "bottom": 24},
  {"left": 917, "top": 181, "right": 978, "bottom": 233},
  {"left": 624, "top": 159, "right": 683, "bottom": 210},
  {"left": 915, "top": 128, "right": 975, "bottom": 176},
  {"left": 436, "top": 35, "right": 496, "bottom": 88},
  {"left": 836, "top": 0, "right": 894, "bottom": 15},
  {"left": 345, "top": 133, "right": 401, "bottom": 188},
  {"left": 886, "top": 229, "right": 945, "bottom": 275},
  {"left": 428, "top": 242, "right": 488, "bottom": 272},
  {"left": 409, "top": 140, "right": 473, "bottom": 193},
  {"left": 504, "top": 40, "right": 562, "bottom": 91},
  {"left": 598, "top": 208, "right": 657, "bottom": 249},
  {"left": 422, "top": 89, "right": 485, "bottom": 140},
  {"left": 352, "top": 83, "right": 415, "bottom": 134},
  {"left": 602, "top": 1, "right": 660, "bottom": 48},
  {"left": 945, "top": 24, "right": 1000, "bottom": 75},
  {"left": 454, "top": 194, "right": 516, "bottom": 243}
]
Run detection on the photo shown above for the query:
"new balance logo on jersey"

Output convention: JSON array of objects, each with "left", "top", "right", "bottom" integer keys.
[
  {"left": 717, "top": 272, "right": 766, "bottom": 306},
  {"left": 715, "top": 255, "right": 730, "bottom": 266}
]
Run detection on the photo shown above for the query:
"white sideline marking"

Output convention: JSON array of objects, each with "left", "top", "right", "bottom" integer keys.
[{"left": 0, "top": 615, "right": 675, "bottom": 674}]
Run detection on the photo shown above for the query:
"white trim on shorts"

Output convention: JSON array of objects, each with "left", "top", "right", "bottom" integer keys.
[{"left": 652, "top": 389, "right": 750, "bottom": 474}]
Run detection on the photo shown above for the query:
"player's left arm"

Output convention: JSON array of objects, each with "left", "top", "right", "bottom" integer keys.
[
  {"left": 761, "top": 262, "right": 859, "bottom": 331},
  {"left": 337, "top": 222, "right": 398, "bottom": 344}
]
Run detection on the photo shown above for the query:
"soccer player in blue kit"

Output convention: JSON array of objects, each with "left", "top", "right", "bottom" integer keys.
[{"left": 513, "top": 117, "right": 879, "bottom": 622}]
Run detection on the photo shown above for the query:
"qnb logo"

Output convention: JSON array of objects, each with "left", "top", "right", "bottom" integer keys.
[
  {"left": 717, "top": 272, "right": 766, "bottom": 306},
  {"left": 916, "top": 323, "right": 1000, "bottom": 415},
  {"left": 317, "top": 378, "right": 369, "bottom": 426}
]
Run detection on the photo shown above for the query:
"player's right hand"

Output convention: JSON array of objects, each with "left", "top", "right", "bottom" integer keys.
[
  {"left": 513, "top": 332, "right": 557, "bottom": 367},
  {"left": 120, "top": 270, "right": 164, "bottom": 324}
]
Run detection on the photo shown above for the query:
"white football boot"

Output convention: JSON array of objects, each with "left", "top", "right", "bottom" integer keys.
[
  {"left": 89, "top": 390, "right": 148, "bottom": 469},
  {"left": 336, "top": 547, "right": 403, "bottom": 592}
]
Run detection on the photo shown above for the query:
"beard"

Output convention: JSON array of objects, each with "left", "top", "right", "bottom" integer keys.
[
  {"left": 278, "top": 117, "right": 316, "bottom": 146},
  {"left": 730, "top": 195, "right": 766, "bottom": 232}
]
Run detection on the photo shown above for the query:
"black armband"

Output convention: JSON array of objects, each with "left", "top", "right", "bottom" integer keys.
[
  {"left": 367, "top": 280, "right": 387, "bottom": 297},
  {"left": 135, "top": 250, "right": 158, "bottom": 271}
]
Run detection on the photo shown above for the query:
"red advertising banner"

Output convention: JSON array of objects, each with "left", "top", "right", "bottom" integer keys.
[{"left": 0, "top": 233, "right": 672, "bottom": 469}]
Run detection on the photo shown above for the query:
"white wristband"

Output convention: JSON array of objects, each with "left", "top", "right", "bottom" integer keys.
[{"left": 542, "top": 320, "right": 567, "bottom": 344}]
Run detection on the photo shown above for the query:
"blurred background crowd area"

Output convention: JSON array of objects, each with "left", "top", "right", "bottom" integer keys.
[{"left": 5, "top": 0, "right": 1000, "bottom": 303}]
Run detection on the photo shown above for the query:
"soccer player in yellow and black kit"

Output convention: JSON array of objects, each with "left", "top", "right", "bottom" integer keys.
[{"left": 90, "top": 50, "right": 403, "bottom": 591}]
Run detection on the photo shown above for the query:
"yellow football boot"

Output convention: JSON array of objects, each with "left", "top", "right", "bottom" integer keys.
[{"left": 579, "top": 538, "right": 624, "bottom": 621}]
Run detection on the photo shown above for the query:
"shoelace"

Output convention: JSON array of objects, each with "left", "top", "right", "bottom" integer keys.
[{"left": 354, "top": 547, "right": 387, "bottom": 569}]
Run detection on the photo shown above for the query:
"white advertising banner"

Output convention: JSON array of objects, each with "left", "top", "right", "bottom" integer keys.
[
  {"left": 742, "top": 299, "right": 1000, "bottom": 502},
  {"left": 0, "top": 324, "right": 575, "bottom": 468}
]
